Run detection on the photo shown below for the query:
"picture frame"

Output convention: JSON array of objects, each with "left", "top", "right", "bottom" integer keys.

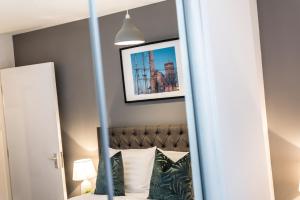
[{"left": 119, "top": 38, "right": 185, "bottom": 103}]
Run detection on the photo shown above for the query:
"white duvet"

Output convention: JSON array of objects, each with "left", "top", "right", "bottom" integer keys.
[{"left": 69, "top": 193, "right": 148, "bottom": 200}]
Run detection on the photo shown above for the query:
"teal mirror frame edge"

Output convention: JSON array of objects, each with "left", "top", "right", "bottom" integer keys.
[
  {"left": 176, "top": 0, "right": 205, "bottom": 200},
  {"left": 88, "top": 0, "right": 114, "bottom": 200}
]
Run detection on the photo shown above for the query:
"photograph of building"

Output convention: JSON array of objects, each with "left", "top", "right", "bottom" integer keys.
[{"left": 130, "top": 46, "right": 179, "bottom": 95}]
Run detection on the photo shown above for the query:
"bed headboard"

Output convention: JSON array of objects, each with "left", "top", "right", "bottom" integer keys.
[{"left": 97, "top": 124, "right": 189, "bottom": 154}]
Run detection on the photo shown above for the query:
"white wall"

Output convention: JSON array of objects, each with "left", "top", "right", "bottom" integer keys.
[
  {"left": 0, "top": 34, "right": 15, "bottom": 68},
  {"left": 257, "top": 0, "right": 300, "bottom": 199},
  {"left": 0, "top": 34, "right": 15, "bottom": 200},
  {"left": 183, "top": 0, "right": 275, "bottom": 199}
]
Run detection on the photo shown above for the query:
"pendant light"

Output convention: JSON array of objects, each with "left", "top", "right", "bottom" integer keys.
[{"left": 114, "top": 10, "right": 145, "bottom": 46}]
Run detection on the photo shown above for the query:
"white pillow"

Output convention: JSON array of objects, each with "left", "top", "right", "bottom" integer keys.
[
  {"left": 109, "top": 147, "right": 156, "bottom": 193},
  {"left": 109, "top": 148, "right": 120, "bottom": 157},
  {"left": 158, "top": 148, "right": 189, "bottom": 162}
]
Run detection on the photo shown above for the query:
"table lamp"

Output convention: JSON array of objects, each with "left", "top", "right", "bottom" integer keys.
[{"left": 73, "top": 159, "right": 97, "bottom": 194}]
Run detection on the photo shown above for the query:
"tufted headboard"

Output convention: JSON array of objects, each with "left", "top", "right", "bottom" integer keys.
[{"left": 97, "top": 124, "right": 189, "bottom": 155}]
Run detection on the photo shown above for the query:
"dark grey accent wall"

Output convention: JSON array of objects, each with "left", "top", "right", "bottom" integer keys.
[
  {"left": 13, "top": 0, "right": 186, "bottom": 197},
  {"left": 258, "top": 0, "right": 300, "bottom": 199}
]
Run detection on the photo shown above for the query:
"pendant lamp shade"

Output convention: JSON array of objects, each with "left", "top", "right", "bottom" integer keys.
[{"left": 114, "top": 11, "right": 145, "bottom": 46}]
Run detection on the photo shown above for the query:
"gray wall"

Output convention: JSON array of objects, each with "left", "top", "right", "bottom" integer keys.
[
  {"left": 258, "top": 0, "right": 300, "bottom": 199},
  {"left": 13, "top": 0, "right": 186, "bottom": 197}
]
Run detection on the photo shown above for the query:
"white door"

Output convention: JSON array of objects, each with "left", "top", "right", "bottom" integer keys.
[{"left": 0, "top": 62, "right": 67, "bottom": 200}]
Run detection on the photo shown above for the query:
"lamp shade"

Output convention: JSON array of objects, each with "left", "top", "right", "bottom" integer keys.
[
  {"left": 114, "top": 12, "right": 145, "bottom": 46},
  {"left": 73, "top": 159, "right": 96, "bottom": 181}
]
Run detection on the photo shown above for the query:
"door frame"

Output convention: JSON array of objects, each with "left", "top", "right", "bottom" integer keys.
[{"left": 0, "top": 77, "right": 12, "bottom": 200}]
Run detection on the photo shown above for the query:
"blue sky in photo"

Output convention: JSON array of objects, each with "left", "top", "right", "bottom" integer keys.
[{"left": 130, "top": 46, "right": 177, "bottom": 79}]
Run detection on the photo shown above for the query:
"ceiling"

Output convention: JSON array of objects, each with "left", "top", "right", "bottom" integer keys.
[{"left": 0, "top": 0, "right": 165, "bottom": 35}]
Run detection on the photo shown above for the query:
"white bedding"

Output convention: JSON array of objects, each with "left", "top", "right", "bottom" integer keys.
[{"left": 69, "top": 193, "right": 148, "bottom": 200}]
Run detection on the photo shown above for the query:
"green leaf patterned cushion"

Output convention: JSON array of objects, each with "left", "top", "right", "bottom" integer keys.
[
  {"left": 95, "top": 151, "right": 125, "bottom": 196},
  {"left": 148, "top": 149, "right": 194, "bottom": 200}
]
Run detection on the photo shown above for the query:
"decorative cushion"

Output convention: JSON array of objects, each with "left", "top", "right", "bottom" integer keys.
[
  {"left": 148, "top": 149, "right": 193, "bottom": 200},
  {"left": 95, "top": 151, "right": 125, "bottom": 196},
  {"left": 109, "top": 147, "right": 156, "bottom": 194}
]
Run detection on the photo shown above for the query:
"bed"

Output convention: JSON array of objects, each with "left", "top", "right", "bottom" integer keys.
[{"left": 69, "top": 124, "right": 189, "bottom": 200}]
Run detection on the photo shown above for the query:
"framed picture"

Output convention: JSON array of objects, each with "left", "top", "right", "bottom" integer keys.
[{"left": 120, "top": 38, "right": 184, "bottom": 103}]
